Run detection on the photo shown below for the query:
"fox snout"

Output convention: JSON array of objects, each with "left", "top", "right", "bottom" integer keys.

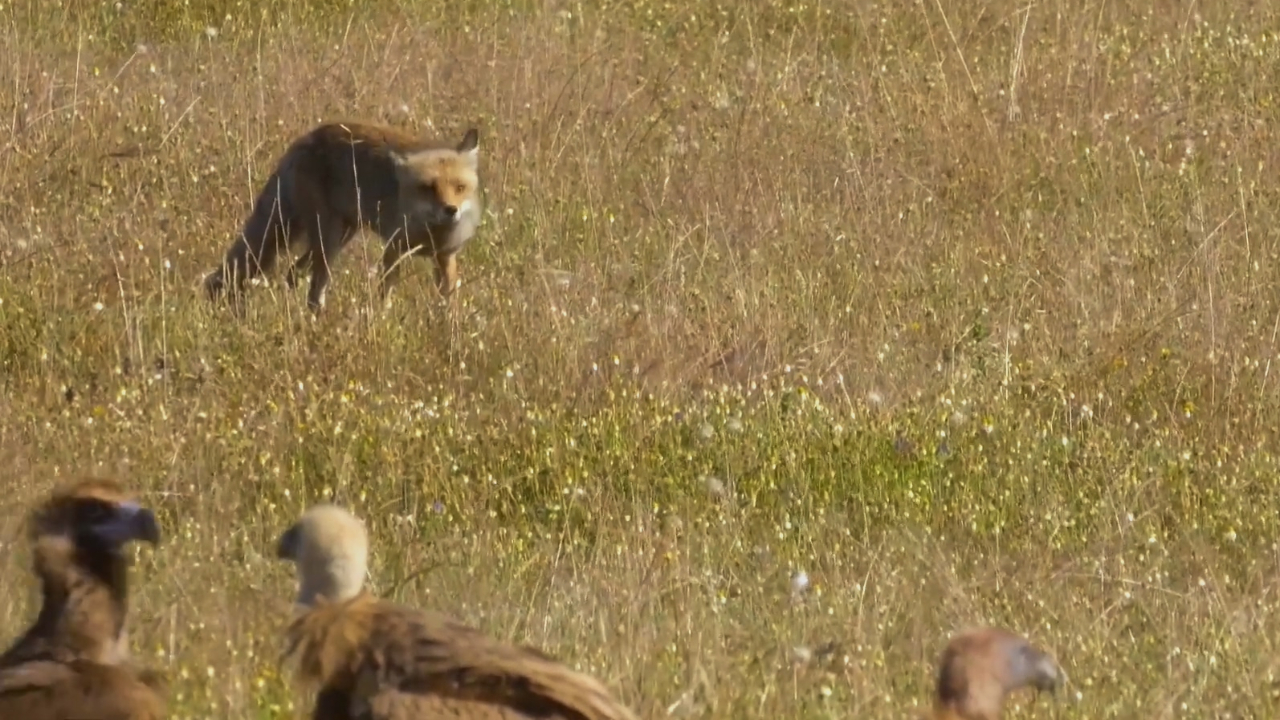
[
  {"left": 428, "top": 194, "right": 470, "bottom": 226},
  {"left": 402, "top": 188, "right": 467, "bottom": 227},
  {"left": 424, "top": 202, "right": 459, "bottom": 226}
]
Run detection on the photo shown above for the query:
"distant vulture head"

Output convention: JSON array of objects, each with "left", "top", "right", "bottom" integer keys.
[
  {"left": 1011, "top": 639, "right": 1062, "bottom": 695},
  {"left": 934, "top": 626, "right": 1064, "bottom": 719},
  {"left": 276, "top": 504, "right": 369, "bottom": 606},
  {"left": 29, "top": 477, "right": 162, "bottom": 563}
]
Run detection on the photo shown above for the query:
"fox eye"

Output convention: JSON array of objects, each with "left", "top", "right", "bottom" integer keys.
[
  {"left": 454, "top": 183, "right": 466, "bottom": 194},
  {"left": 418, "top": 182, "right": 434, "bottom": 195}
]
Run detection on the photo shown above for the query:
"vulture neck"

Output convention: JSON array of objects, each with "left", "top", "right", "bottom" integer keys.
[
  {"left": 31, "top": 536, "right": 131, "bottom": 661},
  {"left": 299, "top": 579, "right": 364, "bottom": 607}
]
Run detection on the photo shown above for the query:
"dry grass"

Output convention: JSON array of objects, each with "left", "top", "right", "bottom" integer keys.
[{"left": 1, "top": 0, "right": 1280, "bottom": 717}]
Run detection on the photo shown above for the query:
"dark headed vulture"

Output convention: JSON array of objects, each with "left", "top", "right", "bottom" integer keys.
[
  {"left": 0, "top": 476, "right": 166, "bottom": 720},
  {"left": 931, "top": 626, "right": 1063, "bottom": 720},
  {"left": 275, "top": 504, "right": 639, "bottom": 720}
]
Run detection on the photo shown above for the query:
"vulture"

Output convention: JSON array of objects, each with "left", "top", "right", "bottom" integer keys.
[
  {"left": 275, "top": 504, "right": 640, "bottom": 720},
  {"left": 0, "top": 476, "right": 166, "bottom": 720},
  {"left": 930, "top": 626, "right": 1063, "bottom": 720}
]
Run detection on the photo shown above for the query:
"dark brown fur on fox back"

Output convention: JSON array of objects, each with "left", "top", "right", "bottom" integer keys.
[
  {"left": 204, "top": 120, "right": 482, "bottom": 313},
  {"left": 284, "top": 591, "right": 637, "bottom": 720}
]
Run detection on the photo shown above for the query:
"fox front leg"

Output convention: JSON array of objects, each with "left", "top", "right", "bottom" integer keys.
[
  {"left": 378, "top": 237, "right": 423, "bottom": 307},
  {"left": 433, "top": 251, "right": 460, "bottom": 300}
]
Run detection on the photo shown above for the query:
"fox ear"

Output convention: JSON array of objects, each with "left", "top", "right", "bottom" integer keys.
[{"left": 457, "top": 128, "right": 479, "bottom": 162}]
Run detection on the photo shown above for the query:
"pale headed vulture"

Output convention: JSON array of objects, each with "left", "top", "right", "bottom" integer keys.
[{"left": 275, "top": 504, "right": 639, "bottom": 720}]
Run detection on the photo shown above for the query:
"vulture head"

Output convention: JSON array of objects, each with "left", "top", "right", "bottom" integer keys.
[
  {"left": 7, "top": 477, "right": 162, "bottom": 666},
  {"left": 934, "top": 626, "right": 1064, "bottom": 719},
  {"left": 28, "top": 477, "right": 161, "bottom": 575},
  {"left": 276, "top": 504, "right": 369, "bottom": 607}
]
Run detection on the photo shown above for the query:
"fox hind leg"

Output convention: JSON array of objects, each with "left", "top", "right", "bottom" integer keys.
[
  {"left": 285, "top": 248, "right": 312, "bottom": 289},
  {"left": 303, "top": 212, "right": 352, "bottom": 314},
  {"left": 206, "top": 222, "right": 289, "bottom": 303}
]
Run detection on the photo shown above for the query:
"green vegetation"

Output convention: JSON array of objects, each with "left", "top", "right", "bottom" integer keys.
[{"left": 1, "top": 0, "right": 1279, "bottom": 717}]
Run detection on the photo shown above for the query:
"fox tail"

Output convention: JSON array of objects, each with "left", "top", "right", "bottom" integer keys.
[{"left": 204, "top": 167, "right": 298, "bottom": 301}]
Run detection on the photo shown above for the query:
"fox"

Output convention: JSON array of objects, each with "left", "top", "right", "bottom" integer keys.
[
  {"left": 928, "top": 626, "right": 1063, "bottom": 720},
  {"left": 203, "top": 121, "right": 482, "bottom": 313}
]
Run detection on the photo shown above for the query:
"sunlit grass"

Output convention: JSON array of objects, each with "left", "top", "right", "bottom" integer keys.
[{"left": 1, "top": 1, "right": 1279, "bottom": 718}]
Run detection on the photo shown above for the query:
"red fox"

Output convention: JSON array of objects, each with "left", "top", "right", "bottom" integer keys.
[
  {"left": 203, "top": 122, "right": 482, "bottom": 313},
  {"left": 930, "top": 627, "right": 1063, "bottom": 720}
]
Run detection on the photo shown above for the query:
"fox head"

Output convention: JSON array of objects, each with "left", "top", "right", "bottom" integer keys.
[{"left": 390, "top": 128, "right": 480, "bottom": 228}]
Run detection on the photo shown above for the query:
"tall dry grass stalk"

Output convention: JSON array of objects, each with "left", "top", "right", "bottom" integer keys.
[{"left": 1, "top": 0, "right": 1279, "bottom": 717}]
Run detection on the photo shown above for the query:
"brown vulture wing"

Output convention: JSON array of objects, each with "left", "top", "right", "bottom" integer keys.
[
  {"left": 288, "top": 594, "right": 637, "bottom": 720},
  {"left": 360, "top": 603, "right": 637, "bottom": 720},
  {"left": 317, "top": 684, "right": 579, "bottom": 720},
  {"left": 0, "top": 658, "right": 166, "bottom": 720}
]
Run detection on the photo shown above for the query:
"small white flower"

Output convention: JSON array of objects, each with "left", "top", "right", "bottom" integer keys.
[
  {"left": 791, "top": 570, "right": 810, "bottom": 594},
  {"left": 703, "top": 475, "right": 726, "bottom": 497}
]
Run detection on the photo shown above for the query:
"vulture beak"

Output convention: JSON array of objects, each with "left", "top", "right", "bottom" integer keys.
[
  {"left": 1038, "top": 660, "right": 1065, "bottom": 694},
  {"left": 99, "top": 501, "right": 162, "bottom": 548},
  {"left": 1026, "top": 649, "right": 1064, "bottom": 695},
  {"left": 276, "top": 524, "right": 300, "bottom": 561}
]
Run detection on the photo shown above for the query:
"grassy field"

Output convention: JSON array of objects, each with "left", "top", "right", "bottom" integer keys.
[{"left": 1, "top": 0, "right": 1279, "bottom": 717}]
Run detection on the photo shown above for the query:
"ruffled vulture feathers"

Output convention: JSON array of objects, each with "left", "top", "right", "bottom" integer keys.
[
  {"left": 0, "top": 477, "right": 165, "bottom": 720},
  {"left": 931, "top": 626, "right": 1063, "bottom": 720},
  {"left": 277, "top": 504, "right": 639, "bottom": 720}
]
